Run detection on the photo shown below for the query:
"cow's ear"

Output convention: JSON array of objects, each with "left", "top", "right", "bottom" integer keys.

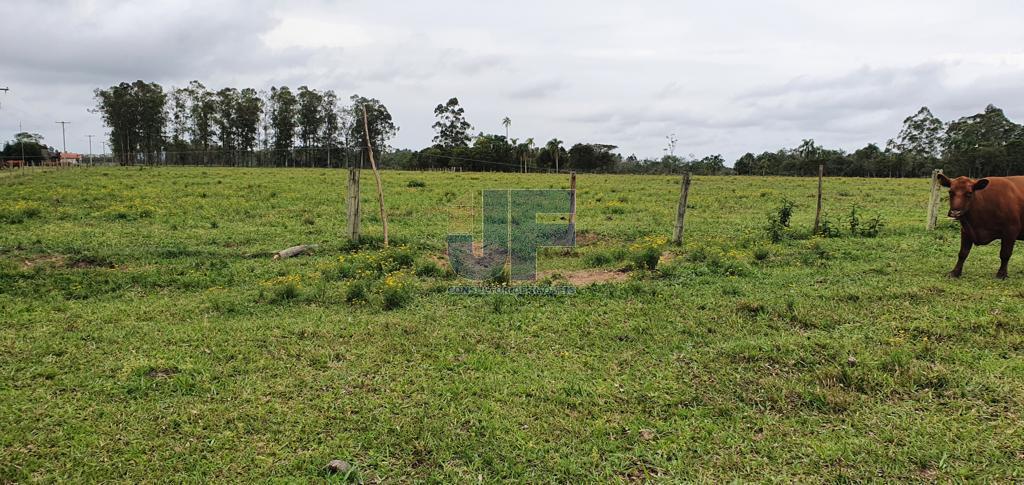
[
  {"left": 973, "top": 178, "right": 990, "bottom": 191},
  {"left": 937, "top": 173, "right": 951, "bottom": 187}
]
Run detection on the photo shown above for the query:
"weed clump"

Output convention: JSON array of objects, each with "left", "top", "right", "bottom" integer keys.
[
  {"left": 379, "top": 271, "right": 415, "bottom": 310},
  {"left": 847, "top": 205, "right": 885, "bottom": 237},
  {"left": 583, "top": 247, "right": 628, "bottom": 268},
  {"left": 629, "top": 235, "right": 666, "bottom": 270},
  {"left": 765, "top": 198, "right": 795, "bottom": 243},
  {"left": 262, "top": 275, "right": 302, "bottom": 303},
  {"left": 815, "top": 215, "right": 841, "bottom": 238},
  {"left": 0, "top": 201, "right": 42, "bottom": 224},
  {"left": 414, "top": 260, "right": 445, "bottom": 278}
]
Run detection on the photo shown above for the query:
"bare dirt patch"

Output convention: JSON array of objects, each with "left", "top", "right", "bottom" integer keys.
[
  {"left": 19, "top": 254, "right": 118, "bottom": 270},
  {"left": 539, "top": 268, "right": 630, "bottom": 286},
  {"left": 575, "top": 231, "right": 602, "bottom": 246},
  {"left": 21, "top": 254, "right": 67, "bottom": 269}
]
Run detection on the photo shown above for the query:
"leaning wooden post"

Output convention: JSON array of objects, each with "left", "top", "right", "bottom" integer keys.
[
  {"left": 346, "top": 162, "right": 361, "bottom": 243},
  {"left": 813, "top": 164, "right": 824, "bottom": 234},
  {"left": 672, "top": 171, "right": 692, "bottom": 245},
  {"left": 927, "top": 168, "right": 943, "bottom": 230},
  {"left": 361, "top": 106, "right": 389, "bottom": 247},
  {"left": 569, "top": 171, "right": 577, "bottom": 227}
]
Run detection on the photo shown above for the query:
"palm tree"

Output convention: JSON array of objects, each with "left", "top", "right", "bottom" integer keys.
[
  {"left": 546, "top": 138, "right": 563, "bottom": 172},
  {"left": 502, "top": 117, "right": 511, "bottom": 140},
  {"left": 522, "top": 137, "right": 535, "bottom": 173}
]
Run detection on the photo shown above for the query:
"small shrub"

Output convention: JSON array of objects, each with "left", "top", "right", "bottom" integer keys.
[
  {"left": 583, "top": 247, "right": 627, "bottom": 268},
  {"left": 344, "top": 279, "right": 370, "bottom": 304},
  {"left": 406, "top": 179, "right": 426, "bottom": 188},
  {"left": 847, "top": 205, "right": 885, "bottom": 237},
  {"left": 302, "top": 214, "right": 316, "bottom": 226},
  {"left": 765, "top": 198, "right": 795, "bottom": 243},
  {"left": 262, "top": 275, "right": 302, "bottom": 303},
  {"left": 629, "top": 235, "right": 666, "bottom": 271},
  {"left": 488, "top": 264, "right": 511, "bottom": 285},
  {"left": 752, "top": 246, "right": 771, "bottom": 261},
  {"left": 686, "top": 247, "right": 708, "bottom": 263},
  {"left": 414, "top": 260, "right": 445, "bottom": 278},
  {"left": 775, "top": 198, "right": 795, "bottom": 227},
  {"left": 816, "top": 216, "right": 840, "bottom": 238},
  {"left": 859, "top": 214, "right": 885, "bottom": 237},
  {"left": 379, "top": 271, "right": 415, "bottom": 310}
]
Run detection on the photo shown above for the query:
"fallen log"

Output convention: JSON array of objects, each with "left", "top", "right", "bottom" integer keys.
[{"left": 272, "top": 244, "right": 318, "bottom": 260}]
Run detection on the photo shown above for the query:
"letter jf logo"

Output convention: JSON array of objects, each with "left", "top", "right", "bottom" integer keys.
[{"left": 447, "top": 189, "right": 575, "bottom": 281}]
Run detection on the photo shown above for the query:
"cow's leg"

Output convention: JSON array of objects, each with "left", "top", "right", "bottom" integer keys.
[
  {"left": 950, "top": 236, "right": 972, "bottom": 278},
  {"left": 997, "top": 237, "right": 1015, "bottom": 279}
]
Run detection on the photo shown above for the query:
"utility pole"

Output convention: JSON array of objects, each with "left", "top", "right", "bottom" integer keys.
[
  {"left": 87, "top": 135, "right": 95, "bottom": 164},
  {"left": 55, "top": 121, "right": 70, "bottom": 152},
  {"left": 19, "top": 121, "right": 25, "bottom": 166}
]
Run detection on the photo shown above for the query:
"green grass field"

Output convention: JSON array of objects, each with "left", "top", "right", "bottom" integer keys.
[{"left": 1, "top": 167, "right": 1022, "bottom": 482}]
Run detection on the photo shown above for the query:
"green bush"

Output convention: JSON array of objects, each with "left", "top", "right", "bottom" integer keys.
[
  {"left": 414, "top": 260, "right": 445, "bottom": 277},
  {"left": 263, "top": 276, "right": 301, "bottom": 304},
  {"left": 583, "top": 247, "right": 627, "bottom": 268},
  {"left": 406, "top": 179, "right": 426, "bottom": 188},
  {"left": 848, "top": 205, "right": 885, "bottom": 237},
  {"left": 379, "top": 272, "right": 415, "bottom": 310},
  {"left": 816, "top": 215, "right": 841, "bottom": 238},
  {"left": 752, "top": 246, "right": 771, "bottom": 261},
  {"left": 344, "top": 279, "right": 370, "bottom": 304},
  {"left": 765, "top": 198, "right": 795, "bottom": 243},
  {"left": 629, "top": 236, "right": 666, "bottom": 271}
]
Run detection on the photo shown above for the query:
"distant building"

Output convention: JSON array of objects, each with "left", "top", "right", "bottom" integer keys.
[{"left": 59, "top": 152, "right": 82, "bottom": 165}]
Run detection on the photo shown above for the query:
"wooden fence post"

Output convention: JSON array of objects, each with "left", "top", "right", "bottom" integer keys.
[
  {"left": 813, "top": 164, "right": 823, "bottom": 234},
  {"left": 346, "top": 165, "right": 361, "bottom": 243},
  {"left": 672, "top": 172, "right": 692, "bottom": 245},
  {"left": 927, "top": 168, "right": 943, "bottom": 230},
  {"left": 569, "top": 171, "right": 577, "bottom": 227},
  {"left": 361, "top": 106, "right": 389, "bottom": 247}
]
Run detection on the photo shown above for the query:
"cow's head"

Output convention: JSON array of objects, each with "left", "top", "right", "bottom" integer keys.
[{"left": 938, "top": 174, "right": 989, "bottom": 219}]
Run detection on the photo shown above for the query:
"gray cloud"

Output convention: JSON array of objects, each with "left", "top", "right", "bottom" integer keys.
[
  {"left": 506, "top": 80, "right": 565, "bottom": 100},
  {"left": 4, "top": 0, "right": 1024, "bottom": 162}
]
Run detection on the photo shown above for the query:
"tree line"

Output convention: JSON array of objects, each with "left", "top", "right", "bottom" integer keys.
[
  {"left": 734, "top": 105, "right": 1024, "bottom": 178},
  {"left": 92, "top": 80, "right": 395, "bottom": 168},
  {"left": 78, "top": 80, "right": 1024, "bottom": 177}
]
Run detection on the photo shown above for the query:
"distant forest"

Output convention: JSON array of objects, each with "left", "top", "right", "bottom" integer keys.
[{"left": 4, "top": 80, "right": 1021, "bottom": 178}]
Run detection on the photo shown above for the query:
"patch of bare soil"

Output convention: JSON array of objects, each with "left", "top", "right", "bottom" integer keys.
[
  {"left": 20, "top": 254, "right": 67, "bottom": 269},
  {"left": 19, "top": 254, "right": 118, "bottom": 270},
  {"left": 539, "top": 268, "right": 630, "bottom": 286},
  {"left": 575, "top": 231, "right": 601, "bottom": 246}
]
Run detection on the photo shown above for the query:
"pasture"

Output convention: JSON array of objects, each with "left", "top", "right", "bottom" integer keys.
[{"left": 1, "top": 167, "right": 1022, "bottom": 481}]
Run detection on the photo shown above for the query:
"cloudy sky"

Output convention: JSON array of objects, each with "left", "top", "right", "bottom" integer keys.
[{"left": 3, "top": 0, "right": 1024, "bottom": 162}]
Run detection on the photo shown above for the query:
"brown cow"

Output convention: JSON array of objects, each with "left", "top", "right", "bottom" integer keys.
[{"left": 939, "top": 174, "right": 1024, "bottom": 279}]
